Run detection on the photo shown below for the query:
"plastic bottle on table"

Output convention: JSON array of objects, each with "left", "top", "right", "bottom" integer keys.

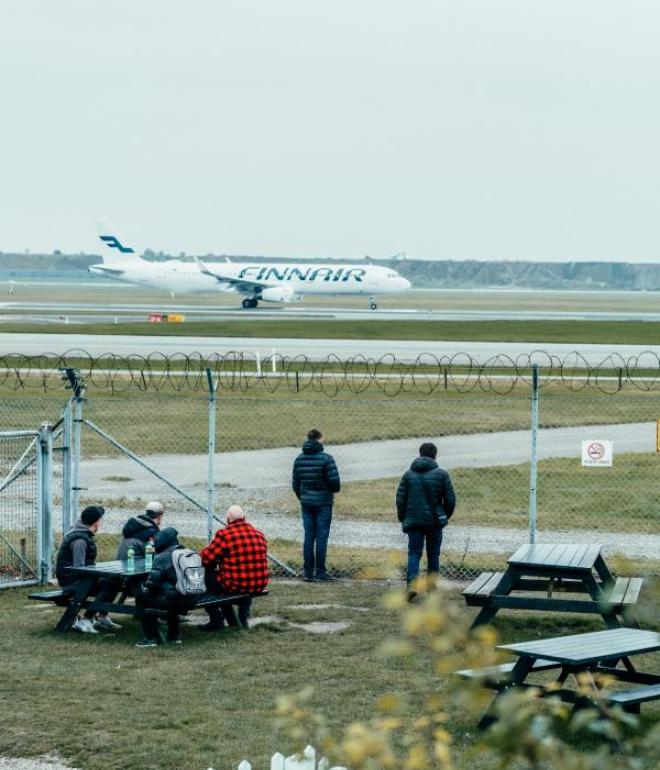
[
  {"left": 144, "top": 539, "right": 155, "bottom": 570},
  {"left": 126, "top": 547, "right": 135, "bottom": 573}
]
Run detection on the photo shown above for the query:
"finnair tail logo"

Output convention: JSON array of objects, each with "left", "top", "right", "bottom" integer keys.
[{"left": 100, "top": 235, "right": 134, "bottom": 254}]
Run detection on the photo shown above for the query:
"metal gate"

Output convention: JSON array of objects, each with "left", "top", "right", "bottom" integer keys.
[{"left": 0, "top": 426, "right": 53, "bottom": 588}]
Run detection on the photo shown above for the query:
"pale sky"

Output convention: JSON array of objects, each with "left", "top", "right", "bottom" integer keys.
[{"left": 2, "top": 1, "right": 660, "bottom": 262}]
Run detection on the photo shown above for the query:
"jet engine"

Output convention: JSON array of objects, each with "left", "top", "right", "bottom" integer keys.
[{"left": 259, "top": 286, "right": 300, "bottom": 303}]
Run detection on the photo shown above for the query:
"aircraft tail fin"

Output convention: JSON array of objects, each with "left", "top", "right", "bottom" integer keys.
[{"left": 94, "top": 219, "right": 144, "bottom": 265}]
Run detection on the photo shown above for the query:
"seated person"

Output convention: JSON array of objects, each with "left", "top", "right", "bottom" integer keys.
[
  {"left": 55, "top": 505, "right": 121, "bottom": 633},
  {"left": 199, "top": 505, "right": 269, "bottom": 631},
  {"left": 135, "top": 527, "right": 197, "bottom": 648},
  {"left": 117, "top": 501, "right": 164, "bottom": 559}
]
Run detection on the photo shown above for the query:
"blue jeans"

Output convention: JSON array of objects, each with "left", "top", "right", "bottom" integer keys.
[
  {"left": 301, "top": 503, "right": 333, "bottom": 578},
  {"left": 406, "top": 527, "right": 443, "bottom": 584}
]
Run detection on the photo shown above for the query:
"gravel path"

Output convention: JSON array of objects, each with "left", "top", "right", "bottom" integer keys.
[
  {"left": 0, "top": 758, "right": 78, "bottom": 770},
  {"left": 77, "top": 420, "right": 656, "bottom": 500}
]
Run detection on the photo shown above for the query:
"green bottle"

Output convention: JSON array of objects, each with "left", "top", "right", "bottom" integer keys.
[
  {"left": 126, "top": 547, "right": 135, "bottom": 573},
  {"left": 144, "top": 539, "right": 155, "bottom": 570}
]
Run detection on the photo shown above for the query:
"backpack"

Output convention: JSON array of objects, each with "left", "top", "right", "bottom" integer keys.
[{"left": 171, "top": 548, "right": 206, "bottom": 595}]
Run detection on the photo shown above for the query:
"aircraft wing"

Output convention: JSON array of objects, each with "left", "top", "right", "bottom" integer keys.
[{"left": 194, "top": 257, "right": 277, "bottom": 294}]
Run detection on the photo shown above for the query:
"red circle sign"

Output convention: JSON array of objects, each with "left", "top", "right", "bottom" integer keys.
[{"left": 587, "top": 442, "right": 606, "bottom": 460}]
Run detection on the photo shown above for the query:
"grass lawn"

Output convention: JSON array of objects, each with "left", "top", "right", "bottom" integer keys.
[
  {"left": 3, "top": 385, "right": 660, "bottom": 458},
  {"left": 1, "top": 578, "right": 658, "bottom": 770},
  {"left": 5, "top": 318, "right": 660, "bottom": 344}
]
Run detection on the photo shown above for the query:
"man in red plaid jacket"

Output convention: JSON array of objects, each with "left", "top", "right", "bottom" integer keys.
[{"left": 199, "top": 505, "right": 269, "bottom": 631}]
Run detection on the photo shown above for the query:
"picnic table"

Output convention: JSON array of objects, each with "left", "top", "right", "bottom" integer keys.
[
  {"left": 463, "top": 543, "right": 643, "bottom": 629},
  {"left": 458, "top": 627, "right": 660, "bottom": 728},
  {"left": 28, "top": 559, "right": 265, "bottom": 633}
]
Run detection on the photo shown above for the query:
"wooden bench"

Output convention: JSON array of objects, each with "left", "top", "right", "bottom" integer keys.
[
  {"left": 605, "top": 578, "right": 644, "bottom": 609},
  {"left": 463, "top": 572, "right": 505, "bottom": 606},
  {"left": 144, "top": 590, "right": 269, "bottom": 629},
  {"left": 607, "top": 683, "right": 660, "bottom": 713},
  {"left": 456, "top": 658, "right": 558, "bottom": 683},
  {"left": 28, "top": 590, "right": 72, "bottom": 607}
]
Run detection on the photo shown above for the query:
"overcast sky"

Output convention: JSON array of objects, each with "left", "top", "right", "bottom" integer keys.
[{"left": 2, "top": 1, "right": 660, "bottom": 261}]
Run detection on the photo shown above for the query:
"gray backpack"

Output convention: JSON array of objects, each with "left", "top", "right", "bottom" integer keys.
[{"left": 171, "top": 548, "right": 206, "bottom": 595}]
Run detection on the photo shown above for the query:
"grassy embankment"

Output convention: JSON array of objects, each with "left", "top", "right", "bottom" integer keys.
[
  {"left": 1, "top": 577, "right": 658, "bottom": 770},
  {"left": 4, "top": 318, "right": 660, "bottom": 343}
]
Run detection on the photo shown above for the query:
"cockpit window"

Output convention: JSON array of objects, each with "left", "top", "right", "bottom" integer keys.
[{"left": 387, "top": 272, "right": 397, "bottom": 278}]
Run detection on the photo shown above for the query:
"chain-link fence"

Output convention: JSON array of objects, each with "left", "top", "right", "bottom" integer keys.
[
  {"left": 0, "top": 431, "right": 40, "bottom": 586},
  {"left": 1, "top": 354, "right": 659, "bottom": 583}
]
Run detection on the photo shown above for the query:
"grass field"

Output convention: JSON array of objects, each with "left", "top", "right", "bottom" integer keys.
[
  {"left": 2, "top": 577, "right": 658, "bottom": 770},
  {"left": 3, "top": 385, "right": 660, "bottom": 456},
  {"left": 5, "top": 317, "right": 660, "bottom": 343},
  {"left": 4, "top": 282, "right": 660, "bottom": 313}
]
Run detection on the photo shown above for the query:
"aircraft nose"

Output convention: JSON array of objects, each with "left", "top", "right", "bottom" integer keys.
[{"left": 401, "top": 277, "right": 411, "bottom": 290}]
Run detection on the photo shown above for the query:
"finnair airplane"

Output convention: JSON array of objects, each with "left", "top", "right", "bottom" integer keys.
[{"left": 88, "top": 224, "right": 411, "bottom": 309}]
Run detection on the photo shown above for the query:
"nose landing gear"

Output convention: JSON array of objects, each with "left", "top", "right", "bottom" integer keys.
[
  {"left": 369, "top": 296, "right": 378, "bottom": 310},
  {"left": 242, "top": 297, "right": 259, "bottom": 309}
]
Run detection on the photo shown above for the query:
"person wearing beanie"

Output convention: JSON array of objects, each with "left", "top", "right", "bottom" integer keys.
[
  {"left": 116, "top": 501, "right": 165, "bottom": 560},
  {"left": 55, "top": 505, "right": 121, "bottom": 634},
  {"left": 135, "top": 527, "right": 197, "bottom": 648}
]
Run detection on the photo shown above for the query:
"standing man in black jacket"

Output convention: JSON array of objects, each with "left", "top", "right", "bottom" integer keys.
[
  {"left": 396, "top": 442, "right": 456, "bottom": 593},
  {"left": 292, "top": 428, "right": 341, "bottom": 581}
]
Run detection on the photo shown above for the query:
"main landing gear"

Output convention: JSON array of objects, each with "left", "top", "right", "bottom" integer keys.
[
  {"left": 242, "top": 297, "right": 259, "bottom": 309},
  {"left": 369, "top": 296, "right": 378, "bottom": 310}
]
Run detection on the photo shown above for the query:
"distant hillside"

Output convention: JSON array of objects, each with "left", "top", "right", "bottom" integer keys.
[{"left": 1, "top": 251, "right": 660, "bottom": 291}]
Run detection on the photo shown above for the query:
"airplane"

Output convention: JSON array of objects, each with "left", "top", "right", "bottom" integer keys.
[{"left": 88, "top": 223, "right": 411, "bottom": 309}]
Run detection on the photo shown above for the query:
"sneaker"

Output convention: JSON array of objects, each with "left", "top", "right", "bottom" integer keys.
[
  {"left": 199, "top": 622, "right": 225, "bottom": 633},
  {"left": 406, "top": 588, "right": 418, "bottom": 603},
  {"left": 303, "top": 575, "right": 315, "bottom": 582},
  {"left": 315, "top": 574, "right": 334, "bottom": 582},
  {"left": 167, "top": 636, "right": 183, "bottom": 645},
  {"left": 94, "top": 615, "right": 122, "bottom": 631},
  {"left": 72, "top": 617, "right": 99, "bottom": 634},
  {"left": 135, "top": 637, "right": 159, "bottom": 648}
]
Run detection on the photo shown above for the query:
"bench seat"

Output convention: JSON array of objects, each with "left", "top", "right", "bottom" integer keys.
[
  {"left": 456, "top": 658, "right": 558, "bottom": 680},
  {"left": 607, "top": 683, "right": 660, "bottom": 712},
  {"left": 28, "top": 590, "right": 71, "bottom": 607},
  {"left": 463, "top": 572, "right": 505, "bottom": 605},
  {"left": 605, "top": 577, "right": 644, "bottom": 607}
]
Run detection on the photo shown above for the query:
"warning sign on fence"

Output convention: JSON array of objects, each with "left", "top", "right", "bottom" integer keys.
[{"left": 581, "top": 440, "right": 613, "bottom": 467}]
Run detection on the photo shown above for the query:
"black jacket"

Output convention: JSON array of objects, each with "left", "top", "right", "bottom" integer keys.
[
  {"left": 396, "top": 457, "right": 456, "bottom": 533},
  {"left": 292, "top": 440, "right": 341, "bottom": 505},
  {"left": 56, "top": 523, "right": 96, "bottom": 585},
  {"left": 117, "top": 514, "right": 159, "bottom": 559},
  {"left": 144, "top": 528, "right": 184, "bottom": 602}
]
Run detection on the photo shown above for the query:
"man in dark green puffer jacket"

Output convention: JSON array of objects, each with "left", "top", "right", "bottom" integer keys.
[
  {"left": 396, "top": 442, "right": 456, "bottom": 591},
  {"left": 292, "top": 428, "right": 341, "bottom": 581}
]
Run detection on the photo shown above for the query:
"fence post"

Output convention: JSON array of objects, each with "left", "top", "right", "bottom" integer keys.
[
  {"left": 61, "top": 399, "right": 73, "bottom": 532},
  {"left": 71, "top": 394, "right": 84, "bottom": 520},
  {"left": 528, "top": 364, "right": 540, "bottom": 544},
  {"left": 206, "top": 368, "right": 218, "bottom": 543},
  {"left": 37, "top": 422, "right": 53, "bottom": 584}
]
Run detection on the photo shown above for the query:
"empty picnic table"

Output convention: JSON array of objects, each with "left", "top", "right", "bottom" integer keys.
[
  {"left": 459, "top": 627, "right": 660, "bottom": 728},
  {"left": 464, "top": 543, "right": 642, "bottom": 629},
  {"left": 28, "top": 560, "right": 265, "bottom": 633}
]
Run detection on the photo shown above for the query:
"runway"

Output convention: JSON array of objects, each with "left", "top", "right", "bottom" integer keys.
[
  {"left": 4, "top": 299, "right": 660, "bottom": 323},
  {"left": 2, "top": 331, "right": 659, "bottom": 364}
]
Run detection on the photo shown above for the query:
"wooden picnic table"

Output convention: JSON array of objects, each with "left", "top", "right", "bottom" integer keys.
[
  {"left": 28, "top": 560, "right": 265, "bottom": 633},
  {"left": 463, "top": 627, "right": 660, "bottom": 728},
  {"left": 464, "top": 543, "right": 643, "bottom": 629}
]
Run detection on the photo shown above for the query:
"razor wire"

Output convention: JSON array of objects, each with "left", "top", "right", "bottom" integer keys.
[{"left": 2, "top": 349, "right": 660, "bottom": 395}]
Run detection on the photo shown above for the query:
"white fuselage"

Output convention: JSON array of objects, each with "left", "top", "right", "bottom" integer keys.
[{"left": 89, "top": 259, "right": 411, "bottom": 297}]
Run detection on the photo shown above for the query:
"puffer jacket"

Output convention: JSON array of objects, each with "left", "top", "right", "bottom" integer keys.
[
  {"left": 396, "top": 457, "right": 456, "bottom": 533},
  {"left": 144, "top": 527, "right": 184, "bottom": 601},
  {"left": 117, "top": 514, "right": 159, "bottom": 559},
  {"left": 292, "top": 439, "right": 341, "bottom": 505}
]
